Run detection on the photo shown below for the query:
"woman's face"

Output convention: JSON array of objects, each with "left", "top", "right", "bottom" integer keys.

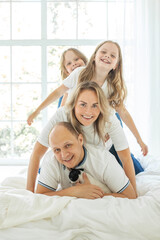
[{"left": 74, "top": 89, "right": 101, "bottom": 126}]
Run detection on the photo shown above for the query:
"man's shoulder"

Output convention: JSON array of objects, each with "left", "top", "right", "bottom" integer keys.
[
  {"left": 84, "top": 144, "right": 113, "bottom": 175},
  {"left": 43, "top": 149, "right": 54, "bottom": 160},
  {"left": 85, "top": 143, "right": 113, "bottom": 160},
  {"left": 41, "top": 150, "right": 63, "bottom": 174},
  {"left": 43, "top": 150, "right": 58, "bottom": 165}
]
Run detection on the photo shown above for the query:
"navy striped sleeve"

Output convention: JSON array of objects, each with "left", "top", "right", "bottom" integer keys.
[
  {"left": 38, "top": 181, "right": 56, "bottom": 191},
  {"left": 117, "top": 180, "right": 130, "bottom": 193}
]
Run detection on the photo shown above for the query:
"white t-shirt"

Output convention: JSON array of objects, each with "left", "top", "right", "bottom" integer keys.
[
  {"left": 63, "top": 66, "right": 109, "bottom": 100},
  {"left": 62, "top": 66, "right": 114, "bottom": 150},
  {"left": 37, "top": 106, "right": 128, "bottom": 151},
  {"left": 38, "top": 144, "right": 129, "bottom": 194}
]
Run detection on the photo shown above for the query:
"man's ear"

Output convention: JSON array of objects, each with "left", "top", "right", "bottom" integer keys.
[{"left": 78, "top": 134, "right": 83, "bottom": 146}]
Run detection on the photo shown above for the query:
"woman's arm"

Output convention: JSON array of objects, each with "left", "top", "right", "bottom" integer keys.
[
  {"left": 26, "top": 142, "right": 48, "bottom": 192},
  {"left": 116, "top": 106, "right": 148, "bottom": 156},
  {"left": 117, "top": 148, "right": 137, "bottom": 194},
  {"left": 27, "top": 84, "right": 68, "bottom": 126},
  {"left": 106, "top": 113, "right": 136, "bottom": 193}
]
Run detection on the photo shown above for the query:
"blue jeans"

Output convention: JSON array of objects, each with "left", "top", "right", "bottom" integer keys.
[
  {"left": 115, "top": 112, "right": 123, "bottom": 127},
  {"left": 57, "top": 95, "right": 63, "bottom": 108},
  {"left": 109, "top": 144, "right": 144, "bottom": 175},
  {"left": 111, "top": 112, "right": 144, "bottom": 175}
]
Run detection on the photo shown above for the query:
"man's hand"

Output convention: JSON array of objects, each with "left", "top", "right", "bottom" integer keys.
[{"left": 73, "top": 173, "right": 104, "bottom": 199}]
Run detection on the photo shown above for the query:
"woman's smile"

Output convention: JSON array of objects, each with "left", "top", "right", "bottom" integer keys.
[{"left": 82, "top": 115, "right": 94, "bottom": 120}]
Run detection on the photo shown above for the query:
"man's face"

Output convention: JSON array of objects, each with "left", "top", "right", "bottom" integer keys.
[{"left": 49, "top": 125, "right": 84, "bottom": 169}]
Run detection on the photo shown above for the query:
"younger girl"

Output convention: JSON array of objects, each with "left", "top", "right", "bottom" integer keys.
[{"left": 27, "top": 48, "right": 88, "bottom": 125}]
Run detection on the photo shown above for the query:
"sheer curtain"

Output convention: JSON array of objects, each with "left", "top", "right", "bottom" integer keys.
[
  {"left": 133, "top": 0, "right": 160, "bottom": 156},
  {"left": 112, "top": 0, "right": 160, "bottom": 156}
]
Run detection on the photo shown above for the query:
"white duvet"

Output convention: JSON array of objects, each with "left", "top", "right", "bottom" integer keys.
[{"left": 0, "top": 154, "right": 160, "bottom": 240}]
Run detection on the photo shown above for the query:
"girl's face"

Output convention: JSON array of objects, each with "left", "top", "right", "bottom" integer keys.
[
  {"left": 94, "top": 42, "right": 119, "bottom": 72},
  {"left": 74, "top": 89, "right": 101, "bottom": 126},
  {"left": 64, "top": 50, "right": 86, "bottom": 75}
]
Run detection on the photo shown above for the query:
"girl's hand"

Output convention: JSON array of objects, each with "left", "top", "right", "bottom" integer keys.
[
  {"left": 27, "top": 110, "right": 39, "bottom": 126},
  {"left": 104, "top": 133, "right": 110, "bottom": 142},
  {"left": 139, "top": 141, "right": 148, "bottom": 156}
]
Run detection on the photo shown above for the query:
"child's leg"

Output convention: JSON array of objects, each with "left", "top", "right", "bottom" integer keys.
[
  {"left": 115, "top": 112, "right": 123, "bottom": 127},
  {"left": 57, "top": 95, "right": 63, "bottom": 108},
  {"left": 130, "top": 153, "right": 144, "bottom": 174},
  {"left": 109, "top": 144, "right": 144, "bottom": 175}
]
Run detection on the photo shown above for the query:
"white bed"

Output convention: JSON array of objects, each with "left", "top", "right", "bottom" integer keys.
[{"left": 0, "top": 154, "right": 160, "bottom": 240}]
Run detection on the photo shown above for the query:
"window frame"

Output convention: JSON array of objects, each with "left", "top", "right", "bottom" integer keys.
[{"left": 0, "top": 0, "right": 135, "bottom": 165}]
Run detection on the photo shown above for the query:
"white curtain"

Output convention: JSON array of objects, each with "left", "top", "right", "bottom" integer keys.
[
  {"left": 112, "top": 0, "right": 160, "bottom": 156},
  {"left": 133, "top": 0, "right": 160, "bottom": 156}
]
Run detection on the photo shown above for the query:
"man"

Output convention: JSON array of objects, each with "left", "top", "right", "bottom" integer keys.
[{"left": 36, "top": 122, "right": 136, "bottom": 199}]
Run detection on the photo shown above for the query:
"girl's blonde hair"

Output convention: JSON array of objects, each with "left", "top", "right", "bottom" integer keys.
[
  {"left": 60, "top": 48, "right": 88, "bottom": 80},
  {"left": 78, "top": 40, "right": 127, "bottom": 108},
  {"left": 66, "top": 81, "right": 111, "bottom": 143}
]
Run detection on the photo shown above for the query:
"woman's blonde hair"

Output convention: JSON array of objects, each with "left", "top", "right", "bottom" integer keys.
[
  {"left": 66, "top": 81, "right": 111, "bottom": 143},
  {"left": 78, "top": 40, "right": 127, "bottom": 108},
  {"left": 60, "top": 48, "right": 88, "bottom": 80}
]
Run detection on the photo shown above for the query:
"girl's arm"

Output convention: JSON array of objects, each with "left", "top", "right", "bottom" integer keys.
[
  {"left": 116, "top": 106, "right": 148, "bottom": 156},
  {"left": 27, "top": 84, "right": 68, "bottom": 125},
  {"left": 26, "top": 142, "right": 48, "bottom": 192},
  {"left": 117, "top": 148, "right": 137, "bottom": 194}
]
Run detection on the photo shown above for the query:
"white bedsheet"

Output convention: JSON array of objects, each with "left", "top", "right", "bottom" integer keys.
[{"left": 0, "top": 154, "right": 160, "bottom": 240}]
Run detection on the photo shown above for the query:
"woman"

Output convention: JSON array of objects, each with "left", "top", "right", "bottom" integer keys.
[{"left": 26, "top": 82, "right": 137, "bottom": 194}]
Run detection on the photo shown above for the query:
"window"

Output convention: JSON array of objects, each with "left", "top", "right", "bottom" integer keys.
[{"left": 0, "top": 0, "right": 135, "bottom": 165}]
